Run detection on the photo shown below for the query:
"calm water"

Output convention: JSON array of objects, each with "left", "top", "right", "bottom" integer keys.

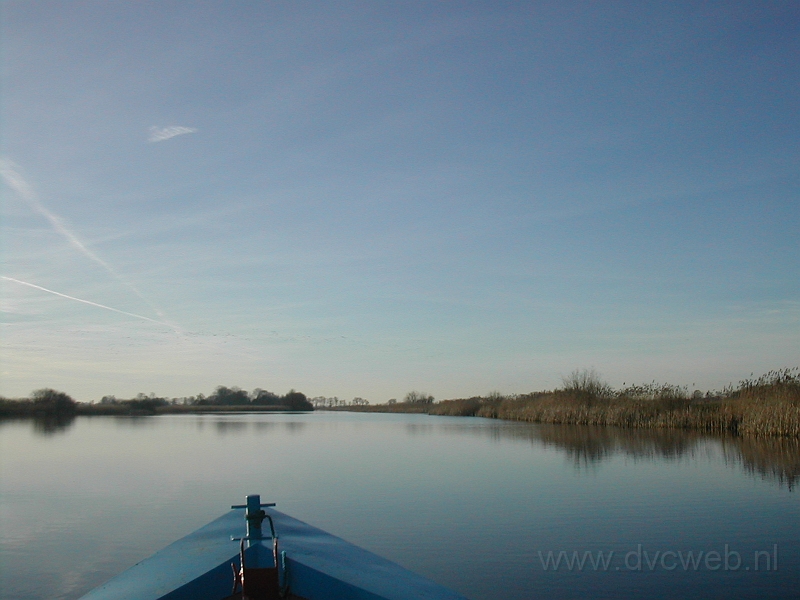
[{"left": 1, "top": 412, "right": 798, "bottom": 599}]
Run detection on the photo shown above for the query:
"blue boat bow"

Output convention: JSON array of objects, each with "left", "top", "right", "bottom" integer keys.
[{"left": 79, "top": 495, "right": 470, "bottom": 600}]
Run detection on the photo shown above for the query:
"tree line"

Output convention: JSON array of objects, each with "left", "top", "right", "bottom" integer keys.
[
  {"left": 309, "top": 396, "right": 370, "bottom": 408},
  {"left": 0, "top": 388, "right": 78, "bottom": 416},
  {"left": 0, "top": 386, "right": 441, "bottom": 416},
  {"left": 101, "top": 386, "right": 314, "bottom": 411},
  {"left": 0, "top": 385, "right": 315, "bottom": 416}
]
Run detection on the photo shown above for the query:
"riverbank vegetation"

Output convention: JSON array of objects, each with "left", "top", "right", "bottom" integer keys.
[
  {"left": 431, "top": 368, "right": 800, "bottom": 437},
  {"left": 0, "top": 385, "right": 313, "bottom": 418},
  {"left": 5, "top": 369, "right": 799, "bottom": 437},
  {"left": 341, "top": 369, "right": 800, "bottom": 438},
  {"left": 0, "top": 388, "right": 79, "bottom": 417}
]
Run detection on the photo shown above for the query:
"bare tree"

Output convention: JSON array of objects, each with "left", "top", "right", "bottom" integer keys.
[
  {"left": 403, "top": 391, "right": 434, "bottom": 404},
  {"left": 561, "top": 368, "right": 613, "bottom": 398}
]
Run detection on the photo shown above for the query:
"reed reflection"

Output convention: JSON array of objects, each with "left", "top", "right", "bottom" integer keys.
[
  {"left": 724, "top": 436, "right": 800, "bottom": 490},
  {"left": 449, "top": 420, "right": 800, "bottom": 490},
  {"left": 402, "top": 417, "right": 799, "bottom": 489}
]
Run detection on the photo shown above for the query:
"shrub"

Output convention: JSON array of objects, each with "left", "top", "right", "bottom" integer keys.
[
  {"left": 283, "top": 390, "right": 313, "bottom": 411},
  {"left": 403, "top": 391, "right": 435, "bottom": 404},
  {"left": 31, "top": 389, "right": 77, "bottom": 414},
  {"left": 561, "top": 369, "right": 613, "bottom": 399}
]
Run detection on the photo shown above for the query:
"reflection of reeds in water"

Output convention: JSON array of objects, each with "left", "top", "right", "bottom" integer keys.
[
  {"left": 452, "top": 421, "right": 800, "bottom": 490},
  {"left": 530, "top": 423, "right": 704, "bottom": 467},
  {"left": 722, "top": 436, "right": 800, "bottom": 491},
  {"left": 532, "top": 424, "right": 800, "bottom": 490}
]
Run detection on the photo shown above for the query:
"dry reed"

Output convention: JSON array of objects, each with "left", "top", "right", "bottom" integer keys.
[{"left": 430, "top": 368, "right": 800, "bottom": 438}]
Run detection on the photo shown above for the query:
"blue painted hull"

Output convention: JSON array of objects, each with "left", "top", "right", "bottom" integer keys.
[{"left": 79, "top": 504, "right": 469, "bottom": 600}]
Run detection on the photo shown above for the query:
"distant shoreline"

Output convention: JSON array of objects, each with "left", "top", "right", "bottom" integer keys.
[
  {"left": 0, "top": 386, "right": 314, "bottom": 418},
  {"left": 78, "top": 403, "right": 309, "bottom": 415},
  {"left": 333, "top": 369, "right": 800, "bottom": 438},
  {"left": 0, "top": 401, "right": 310, "bottom": 418},
  {"left": 4, "top": 368, "right": 798, "bottom": 437}
]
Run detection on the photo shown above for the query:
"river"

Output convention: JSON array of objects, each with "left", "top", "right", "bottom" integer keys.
[{"left": 1, "top": 411, "right": 798, "bottom": 599}]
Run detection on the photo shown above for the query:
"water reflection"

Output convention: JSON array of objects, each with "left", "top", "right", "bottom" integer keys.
[
  {"left": 215, "top": 420, "right": 249, "bottom": 434},
  {"left": 4, "top": 413, "right": 797, "bottom": 489},
  {"left": 530, "top": 423, "right": 704, "bottom": 465},
  {"left": 253, "top": 421, "right": 279, "bottom": 433},
  {"left": 404, "top": 422, "right": 435, "bottom": 437},
  {"left": 31, "top": 413, "right": 76, "bottom": 436},
  {"left": 725, "top": 436, "right": 800, "bottom": 490},
  {"left": 112, "top": 416, "right": 158, "bottom": 429},
  {"left": 214, "top": 419, "right": 307, "bottom": 434},
  {"left": 456, "top": 421, "right": 800, "bottom": 491},
  {"left": 281, "top": 421, "right": 306, "bottom": 434},
  {"left": 401, "top": 419, "right": 799, "bottom": 490},
  {"left": 0, "top": 414, "right": 77, "bottom": 436}
]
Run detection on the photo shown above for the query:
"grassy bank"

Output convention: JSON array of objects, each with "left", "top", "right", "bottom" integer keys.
[
  {"left": 432, "top": 369, "right": 800, "bottom": 437},
  {"left": 340, "top": 369, "right": 800, "bottom": 438}
]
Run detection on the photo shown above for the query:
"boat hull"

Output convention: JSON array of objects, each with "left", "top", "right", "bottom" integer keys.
[{"left": 79, "top": 506, "right": 469, "bottom": 600}]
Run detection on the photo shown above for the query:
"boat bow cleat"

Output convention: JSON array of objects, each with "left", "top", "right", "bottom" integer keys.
[{"left": 227, "top": 494, "right": 287, "bottom": 600}]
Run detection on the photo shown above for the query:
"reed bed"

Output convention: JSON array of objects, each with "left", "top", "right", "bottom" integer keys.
[{"left": 430, "top": 368, "right": 800, "bottom": 438}]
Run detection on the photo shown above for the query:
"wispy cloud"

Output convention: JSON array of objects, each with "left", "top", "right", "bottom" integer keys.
[
  {"left": 1, "top": 276, "right": 169, "bottom": 326},
  {"left": 0, "top": 158, "right": 177, "bottom": 330},
  {"left": 148, "top": 125, "right": 198, "bottom": 142}
]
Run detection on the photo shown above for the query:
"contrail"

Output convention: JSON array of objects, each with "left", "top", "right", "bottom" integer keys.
[
  {"left": 1, "top": 276, "right": 169, "bottom": 326},
  {"left": 148, "top": 126, "right": 198, "bottom": 142},
  {"left": 0, "top": 159, "right": 177, "bottom": 329}
]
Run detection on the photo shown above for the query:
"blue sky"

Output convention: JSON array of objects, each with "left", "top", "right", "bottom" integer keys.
[{"left": 1, "top": 1, "right": 798, "bottom": 402}]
